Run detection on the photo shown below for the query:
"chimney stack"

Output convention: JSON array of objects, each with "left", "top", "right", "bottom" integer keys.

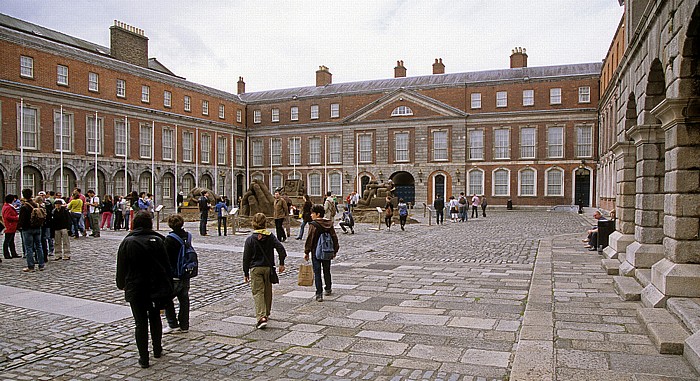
[
  {"left": 110, "top": 20, "right": 149, "bottom": 68},
  {"left": 237, "top": 76, "right": 245, "bottom": 94},
  {"left": 432, "top": 58, "right": 445, "bottom": 74},
  {"left": 510, "top": 47, "right": 528, "bottom": 68},
  {"left": 316, "top": 65, "right": 332, "bottom": 86},
  {"left": 394, "top": 60, "right": 406, "bottom": 78}
]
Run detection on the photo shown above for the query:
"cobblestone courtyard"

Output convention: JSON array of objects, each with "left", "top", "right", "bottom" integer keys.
[{"left": 0, "top": 211, "right": 696, "bottom": 380}]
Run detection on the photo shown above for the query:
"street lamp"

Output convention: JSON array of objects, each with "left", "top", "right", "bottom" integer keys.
[
  {"left": 455, "top": 168, "right": 461, "bottom": 184},
  {"left": 417, "top": 169, "right": 423, "bottom": 183}
]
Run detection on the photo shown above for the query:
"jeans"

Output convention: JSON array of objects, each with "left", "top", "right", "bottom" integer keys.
[
  {"left": 199, "top": 211, "right": 208, "bottom": 235},
  {"left": 129, "top": 299, "right": 162, "bottom": 361},
  {"left": 114, "top": 211, "right": 123, "bottom": 230},
  {"left": 459, "top": 206, "right": 468, "bottom": 222},
  {"left": 164, "top": 279, "right": 190, "bottom": 330},
  {"left": 481, "top": 205, "right": 487, "bottom": 217},
  {"left": 385, "top": 216, "right": 392, "bottom": 228},
  {"left": 311, "top": 256, "right": 332, "bottom": 296},
  {"left": 340, "top": 221, "right": 354, "bottom": 233},
  {"left": 40, "top": 226, "right": 50, "bottom": 261},
  {"left": 471, "top": 206, "right": 479, "bottom": 218},
  {"left": 3, "top": 232, "right": 17, "bottom": 258},
  {"left": 21, "top": 228, "right": 43, "bottom": 269},
  {"left": 296, "top": 220, "right": 308, "bottom": 239},
  {"left": 70, "top": 212, "right": 83, "bottom": 237},
  {"left": 274, "top": 218, "right": 286, "bottom": 241},
  {"left": 217, "top": 217, "right": 227, "bottom": 236},
  {"left": 435, "top": 210, "right": 444, "bottom": 225}
]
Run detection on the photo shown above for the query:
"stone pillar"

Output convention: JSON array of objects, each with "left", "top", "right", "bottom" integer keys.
[
  {"left": 642, "top": 98, "right": 700, "bottom": 307},
  {"left": 619, "top": 125, "right": 666, "bottom": 276},
  {"left": 603, "top": 142, "right": 636, "bottom": 260}
]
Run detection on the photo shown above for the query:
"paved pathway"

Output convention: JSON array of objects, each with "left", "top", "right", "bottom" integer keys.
[{"left": 0, "top": 211, "right": 696, "bottom": 380}]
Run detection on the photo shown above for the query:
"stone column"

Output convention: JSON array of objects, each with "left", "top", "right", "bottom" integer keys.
[
  {"left": 643, "top": 98, "right": 700, "bottom": 307},
  {"left": 619, "top": 125, "right": 666, "bottom": 276},
  {"left": 603, "top": 142, "right": 636, "bottom": 260}
]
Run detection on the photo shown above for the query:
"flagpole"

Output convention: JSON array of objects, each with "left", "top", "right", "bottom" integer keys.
[
  {"left": 124, "top": 116, "right": 128, "bottom": 195},
  {"left": 356, "top": 133, "right": 359, "bottom": 194},
  {"left": 324, "top": 135, "right": 328, "bottom": 195},
  {"left": 269, "top": 137, "right": 273, "bottom": 190},
  {"left": 174, "top": 124, "right": 178, "bottom": 211},
  {"left": 20, "top": 98, "right": 24, "bottom": 190},
  {"left": 195, "top": 127, "right": 199, "bottom": 188},
  {"left": 230, "top": 133, "right": 234, "bottom": 205},
  {"left": 151, "top": 120, "right": 155, "bottom": 195},
  {"left": 214, "top": 131, "right": 218, "bottom": 195},
  {"left": 94, "top": 111, "right": 98, "bottom": 194},
  {"left": 60, "top": 105, "right": 64, "bottom": 195}
]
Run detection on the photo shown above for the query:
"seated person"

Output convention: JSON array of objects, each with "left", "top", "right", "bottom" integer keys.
[
  {"left": 339, "top": 209, "right": 354, "bottom": 234},
  {"left": 583, "top": 210, "right": 607, "bottom": 251}
]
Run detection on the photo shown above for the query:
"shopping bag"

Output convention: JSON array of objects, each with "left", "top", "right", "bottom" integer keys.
[{"left": 298, "top": 261, "right": 314, "bottom": 286}]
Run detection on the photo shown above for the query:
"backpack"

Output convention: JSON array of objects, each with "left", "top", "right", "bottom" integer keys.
[
  {"left": 459, "top": 196, "right": 467, "bottom": 205},
  {"left": 30, "top": 204, "right": 47, "bottom": 228},
  {"left": 168, "top": 232, "right": 199, "bottom": 279},
  {"left": 312, "top": 222, "right": 335, "bottom": 261},
  {"left": 398, "top": 203, "right": 408, "bottom": 216}
]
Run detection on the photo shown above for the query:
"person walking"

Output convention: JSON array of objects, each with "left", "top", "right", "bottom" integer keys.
[
  {"left": 242, "top": 212, "right": 287, "bottom": 329},
  {"left": 86, "top": 190, "right": 101, "bottom": 237},
  {"left": 471, "top": 193, "right": 481, "bottom": 219},
  {"left": 448, "top": 196, "right": 459, "bottom": 223},
  {"left": 384, "top": 196, "right": 394, "bottom": 230},
  {"left": 2, "top": 194, "right": 19, "bottom": 259},
  {"left": 67, "top": 193, "right": 85, "bottom": 238},
  {"left": 116, "top": 211, "right": 173, "bottom": 369},
  {"left": 113, "top": 196, "right": 124, "bottom": 230},
  {"left": 100, "top": 195, "right": 113, "bottom": 230},
  {"left": 198, "top": 191, "right": 210, "bottom": 236},
  {"left": 458, "top": 192, "right": 468, "bottom": 222},
  {"left": 433, "top": 195, "right": 445, "bottom": 225},
  {"left": 18, "top": 188, "right": 44, "bottom": 272},
  {"left": 481, "top": 197, "right": 488, "bottom": 217},
  {"left": 296, "top": 194, "right": 313, "bottom": 240},
  {"left": 323, "top": 191, "right": 336, "bottom": 222},
  {"left": 162, "top": 214, "right": 192, "bottom": 334},
  {"left": 305, "top": 204, "right": 339, "bottom": 302},
  {"left": 52, "top": 199, "right": 71, "bottom": 260},
  {"left": 273, "top": 190, "right": 287, "bottom": 242},
  {"left": 397, "top": 198, "right": 409, "bottom": 231},
  {"left": 215, "top": 197, "right": 229, "bottom": 236}
]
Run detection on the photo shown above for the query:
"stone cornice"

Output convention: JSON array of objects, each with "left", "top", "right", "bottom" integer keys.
[
  {"left": 627, "top": 123, "right": 664, "bottom": 145},
  {"left": 651, "top": 97, "right": 699, "bottom": 130}
]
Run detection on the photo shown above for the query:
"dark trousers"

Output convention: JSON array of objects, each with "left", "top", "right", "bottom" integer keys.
[
  {"left": 128, "top": 299, "right": 162, "bottom": 361},
  {"left": 164, "top": 279, "right": 190, "bottom": 330},
  {"left": 3, "top": 232, "right": 17, "bottom": 258},
  {"left": 114, "top": 211, "right": 123, "bottom": 230},
  {"left": 385, "top": 216, "right": 392, "bottom": 228},
  {"left": 199, "top": 211, "right": 208, "bottom": 235},
  {"left": 459, "top": 206, "right": 468, "bottom": 221},
  {"left": 435, "top": 210, "right": 444, "bottom": 225},
  {"left": 399, "top": 215, "right": 407, "bottom": 228},
  {"left": 471, "top": 206, "right": 479, "bottom": 218},
  {"left": 589, "top": 231, "right": 599, "bottom": 249},
  {"left": 340, "top": 221, "right": 354, "bottom": 233},
  {"left": 217, "top": 217, "right": 227, "bottom": 236},
  {"left": 274, "top": 218, "right": 286, "bottom": 241},
  {"left": 481, "top": 205, "right": 487, "bottom": 217},
  {"left": 311, "top": 256, "right": 332, "bottom": 295}
]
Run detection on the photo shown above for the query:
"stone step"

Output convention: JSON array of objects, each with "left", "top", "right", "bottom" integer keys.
[
  {"left": 667, "top": 298, "right": 700, "bottom": 334},
  {"left": 685, "top": 332, "right": 700, "bottom": 375},
  {"left": 601, "top": 259, "right": 620, "bottom": 275},
  {"left": 602, "top": 246, "right": 618, "bottom": 260},
  {"left": 638, "top": 308, "right": 691, "bottom": 355},
  {"left": 636, "top": 269, "right": 652, "bottom": 288},
  {"left": 613, "top": 276, "right": 642, "bottom": 301}
]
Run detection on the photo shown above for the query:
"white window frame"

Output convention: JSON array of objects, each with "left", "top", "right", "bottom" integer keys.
[
  {"left": 116, "top": 79, "right": 126, "bottom": 98},
  {"left": 395, "top": 132, "right": 409, "bottom": 162},
  {"left": 164, "top": 90, "right": 172, "bottom": 107},
  {"left": 329, "top": 136, "right": 341, "bottom": 164},
  {"left": 471, "top": 93, "right": 481, "bottom": 109},
  {"left": 468, "top": 169, "right": 484, "bottom": 195},
  {"left": 308, "top": 173, "right": 321, "bottom": 196},
  {"left": 290, "top": 106, "right": 299, "bottom": 121},
  {"left": 271, "top": 172, "right": 283, "bottom": 190},
  {"left": 289, "top": 137, "right": 301, "bottom": 165},
  {"left": 310, "top": 105, "right": 319, "bottom": 119},
  {"left": 141, "top": 85, "right": 150, "bottom": 103},
  {"left": 253, "top": 110, "right": 261, "bottom": 124},
  {"left": 547, "top": 126, "right": 564, "bottom": 158},
  {"left": 545, "top": 167, "right": 564, "bottom": 196},
  {"left": 86, "top": 115, "right": 104, "bottom": 155},
  {"left": 162, "top": 175, "right": 173, "bottom": 199},
  {"left": 217, "top": 136, "right": 227, "bottom": 165},
  {"left": 182, "top": 175, "right": 194, "bottom": 194},
  {"left": 492, "top": 168, "right": 510, "bottom": 197},
  {"left": 89, "top": 72, "right": 99, "bottom": 92},
  {"left": 162, "top": 128, "right": 173, "bottom": 160},
  {"left": 432, "top": 130, "right": 448, "bottom": 161},
  {"left": 139, "top": 123, "right": 152, "bottom": 159},
  {"left": 219, "top": 104, "right": 225, "bottom": 119},
  {"left": 270, "top": 138, "right": 282, "bottom": 166},
  {"left": 518, "top": 168, "right": 537, "bottom": 196},
  {"left": 523, "top": 89, "right": 534, "bottom": 106},
  {"left": 54, "top": 110, "right": 73, "bottom": 153},
  {"left": 20, "top": 56, "right": 34, "bottom": 78},
  {"left": 358, "top": 134, "right": 373, "bottom": 163},
  {"left": 182, "top": 131, "right": 194, "bottom": 162},
  {"left": 18, "top": 106, "right": 38, "bottom": 150},
  {"left": 496, "top": 91, "right": 507, "bottom": 108},
  {"left": 520, "top": 127, "right": 536, "bottom": 159},
  {"left": 236, "top": 109, "right": 242, "bottom": 123},
  {"left": 330, "top": 103, "right": 340, "bottom": 118},
  {"left": 57, "top": 65, "right": 68, "bottom": 85},
  {"left": 202, "top": 100, "right": 209, "bottom": 115},
  {"left": 235, "top": 139, "right": 244, "bottom": 166},
  {"left": 575, "top": 125, "right": 593, "bottom": 158},
  {"left": 114, "top": 119, "right": 127, "bottom": 157},
  {"left": 329, "top": 171, "right": 342, "bottom": 196},
  {"left": 309, "top": 137, "right": 321, "bottom": 165},
  {"left": 550, "top": 88, "right": 562, "bottom": 105},
  {"left": 184, "top": 95, "right": 191, "bottom": 112},
  {"left": 468, "top": 129, "right": 484, "bottom": 160},
  {"left": 200, "top": 134, "right": 211, "bottom": 164},
  {"left": 493, "top": 128, "right": 510, "bottom": 159},
  {"left": 271, "top": 108, "right": 280, "bottom": 122},
  {"left": 252, "top": 139, "right": 263, "bottom": 167},
  {"left": 391, "top": 106, "right": 413, "bottom": 116},
  {"left": 578, "top": 86, "right": 591, "bottom": 103}
]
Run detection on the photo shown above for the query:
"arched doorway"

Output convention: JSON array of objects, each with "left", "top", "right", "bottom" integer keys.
[
  {"left": 236, "top": 173, "right": 245, "bottom": 205},
  {"left": 53, "top": 168, "right": 77, "bottom": 196},
  {"left": 574, "top": 168, "right": 591, "bottom": 207},
  {"left": 433, "top": 174, "right": 446, "bottom": 202},
  {"left": 360, "top": 175, "right": 370, "bottom": 196},
  {"left": 182, "top": 173, "right": 195, "bottom": 195},
  {"left": 200, "top": 174, "right": 213, "bottom": 191},
  {"left": 0, "top": 169, "right": 4, "bottom": 198},
  {"left": 389, "top": 171, "right": 416, "bottom": 204}
]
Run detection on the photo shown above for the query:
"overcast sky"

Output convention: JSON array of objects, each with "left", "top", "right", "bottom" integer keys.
[{"left": 1, "top": 1, "right": 623, "bottom": 94}]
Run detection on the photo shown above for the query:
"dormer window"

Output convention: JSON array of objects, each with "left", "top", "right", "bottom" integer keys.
[{"left": 391, "top": 106, "right": 413, "bottom": 116}]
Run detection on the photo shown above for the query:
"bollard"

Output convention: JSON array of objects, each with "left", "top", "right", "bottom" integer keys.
[{"left": 427, "top": 207, "right": 433, "bottom": 226}]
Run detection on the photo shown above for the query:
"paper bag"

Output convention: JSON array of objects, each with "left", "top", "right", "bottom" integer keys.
[{"left": 297, "top": 261, "right": 314, "bottom": 287}]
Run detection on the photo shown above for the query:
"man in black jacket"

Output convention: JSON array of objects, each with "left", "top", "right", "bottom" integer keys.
[
  {"left": 162, "top": 214, "right": 191, "bottom": 335},
  {"left": 433, "top": 195, "right": 445, "bottom": 225},
  {"left": 18, "top": 188, "right": 44, "bottom": 272},
  {"left": 198, "top": 191, "right": 210, "bottom": 236},
  {"left": 116, "top": 211, "right": 173, "bottom": 368}
]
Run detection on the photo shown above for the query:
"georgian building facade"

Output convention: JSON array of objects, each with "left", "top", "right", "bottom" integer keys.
[{"left": 0, "top": 13, "right": 600, "bottom": 210}]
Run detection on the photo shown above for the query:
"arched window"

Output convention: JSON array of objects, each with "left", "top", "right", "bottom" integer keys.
[
  {"left": 251, "top": 173, "right": 264, "bottom": 183},
  {"left": 162, "top": 173, "right": 174, "bottom": 199},
  {"left": 139, "top": 172, "right": 152, "bottom": 194},
  {"left": 468, "top": 169, "right": 484, "bottom": 195},
  {"left": 308, "top": 173, "right": 321, "bottom": 196},
  {"left": 288, "top": 171, "right": 301, "bottom": 180},
  {"left": 271, "top": 172, "right": 283, "bottom": 190},
  {"left": 545, "top": 167, "right": 564, "bottom": 196},
  {"left": 182, "top": 174, "right": 195, "bottom": 195},
  {"left": 518, "top": 168, "right": 536, "bottom": 196},
  {"left": 391, "top": 106, "right": 413, "bottom": 116},
  {"left": 492, "top": 168, "right": 510, "bottom": 196},
  {"left": 200, "top": 174, "right": 213, "bottom": 190}
]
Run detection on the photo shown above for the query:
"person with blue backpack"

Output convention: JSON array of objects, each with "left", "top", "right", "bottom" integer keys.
[
  {"left": 304, "top": 204, "right": 339, "bottom": 302},
  {"left": 162, "top": 214, "right": 198, "bottom": 335},
  {"left": 397, "top": 198, "right": 409, "bottom": 231},
  {"left": 214, "top": 197, "right": 229, "bottom": 236}
]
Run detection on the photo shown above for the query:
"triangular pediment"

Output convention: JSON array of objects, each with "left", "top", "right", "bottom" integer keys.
[{"left": 343, "top": 89, "right": 468, "bottom": 123}]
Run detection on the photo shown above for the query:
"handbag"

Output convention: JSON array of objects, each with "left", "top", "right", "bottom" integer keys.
[{"left": 298, "top": 261, "right": 314, "bottom": 286}]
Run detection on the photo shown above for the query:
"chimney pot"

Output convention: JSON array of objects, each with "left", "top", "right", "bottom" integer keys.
[
  {"left": 237, "top": 76, "right": 246, "bottom": 94},
  {"left": 394, "top": 60, "right": 407, "bottom": 78},
  {"left": 316, "top": 65, "right": 332, "bottom": 86},
  {"left": 110, "top": 20, "right": 149, "bottom": 67},
  {"left": 432, "top": 57, "right": 445, "bottom": 74},
  {"left": 509, "top": 47, "right": 528, "bottom": 68}
]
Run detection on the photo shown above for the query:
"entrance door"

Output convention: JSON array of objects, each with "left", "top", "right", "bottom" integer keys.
[
  {"left": 390, "top": 171, "right": 416, "bottom": 205},
  {"left": 236, "top": 174, "right": 244, "bottom": 205},
  {"left": 360, "top": 175, "right": 370, "bottom": 196},
  {"left": 434, "top": 174, "right": 445, "bottom": 202},
  {"left": 574, "top": 168, "right": 591, "bottom": 207}
]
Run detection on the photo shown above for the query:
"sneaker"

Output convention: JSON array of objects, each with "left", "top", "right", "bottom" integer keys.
[
  {"left": 162, "top": 326, "right": 175, "bottom": 334},
  {"left": 22, "top": 267, "right": 35, "bottom": 273},
  {"left": 256, "top": 318, "right": 268, "bottom": 329},
  {"left": 315, "top": 294, "right": 323, "bottom": 302},
  {"left": 324, "top": 289, "right": 332, "bottom": 296}
]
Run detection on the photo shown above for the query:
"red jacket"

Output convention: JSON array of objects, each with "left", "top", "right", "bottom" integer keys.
[{"left": 2, "top": 203, "right": 19, "bottom": 233}]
